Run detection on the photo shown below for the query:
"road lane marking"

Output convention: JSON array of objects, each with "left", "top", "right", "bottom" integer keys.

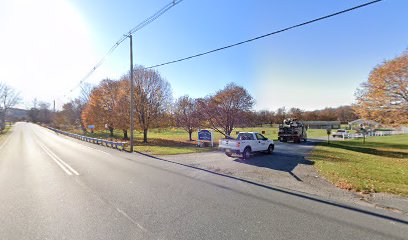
[
  {"left": 34, "top": 125, "right": 113, "bottom": 157},
  {"left": 39, "top": 143, "right": 73, "bottom": 175},
  {"left": 116, "top": 208, "right": 149, "bottom": 233},
  {"left": 42, "top": 144, "right": 80, "bottom": 175},
  {"left": 38, "top": 142, "right": 80, "bottom": 176}
]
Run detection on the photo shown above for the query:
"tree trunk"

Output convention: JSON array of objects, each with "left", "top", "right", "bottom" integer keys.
[
  {"left": 123, "top": 129, "right": 128, "bottom": 140},
  {"left": 81, "top": 122, "right": 87, "bottom": 133},
  {"left": 226, "top": 127, "right": 232, "bottom": 136},
  {"left": 188, "top": 129, "right": 193, "bottom": 141},
  {"left": 143, "top": 128, "right": 148, "bottom": 143}
]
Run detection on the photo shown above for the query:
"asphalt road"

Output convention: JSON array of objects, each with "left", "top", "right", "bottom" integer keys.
[{"left": 0, "top": 123, "right": 407, "bottom": 240}]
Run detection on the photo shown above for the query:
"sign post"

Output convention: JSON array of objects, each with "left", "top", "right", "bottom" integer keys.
[
  {"left": 197, "top": 128, "right": 200, "bottom": 146},
  {"left": 360, "top": 124, "right": 366, "bottom": 144},
  {"left": 88, "top": 125, "right": 95, "bottom": 134},
  {"left": 326, "top": 128, "right": 331, "bottom": 144},
  {"left": 211, "top": 129, "right": 214, "bottom": 147},
  {"left": 198, "top": 129, "right": 213, "bottom": 147}
]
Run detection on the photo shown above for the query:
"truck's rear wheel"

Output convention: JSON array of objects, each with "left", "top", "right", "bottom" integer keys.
[
  {"left": 267, "top": 144, "right": 274, "bottom": 154},
  {"left": 242, "top": 147, "right": 251, "bottom": 159}
]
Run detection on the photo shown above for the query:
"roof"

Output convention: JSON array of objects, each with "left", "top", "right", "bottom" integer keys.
[
  {"left": 348, "top": 119, "right": 380, "bottom": 125},
  {"left": 301, "top": 121, "right": 341, "bottom": 125}
]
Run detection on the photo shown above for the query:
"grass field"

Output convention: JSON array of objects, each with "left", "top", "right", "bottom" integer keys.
[
  {"left": 0, "top": 124, "right": 12, "bottom": 135},
  {"left": 309, "top": 134, "right": 408, "bottom": 196},
  {"left": 69, "top": 126, "right": 331, "bottom": 155}
]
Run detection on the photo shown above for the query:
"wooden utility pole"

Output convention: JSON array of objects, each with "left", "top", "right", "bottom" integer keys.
[{"left": 129, "top": 34, "right": 135, "bottom": 152}]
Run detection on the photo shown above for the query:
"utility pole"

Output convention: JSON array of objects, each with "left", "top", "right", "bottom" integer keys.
[
  {"left": 53, "top": 100, "right": 56, "bottom": 112},
  {"left": 129, "top": 34, "right": 135, "bottom": 152}
]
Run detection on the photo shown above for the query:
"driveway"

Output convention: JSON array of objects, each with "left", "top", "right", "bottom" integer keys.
[{"left": 160, "top": 140, "right": 408, "bottom": 214}]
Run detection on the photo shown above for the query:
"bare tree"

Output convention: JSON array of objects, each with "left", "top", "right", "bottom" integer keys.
[
  {"left": 288, "top": 107, "right": 304, "bottom": 120},
  {"left": 254, "top": 110, "right": 275, "bottom": 125},
  {"left": 27, "top": 101, "right": 52, "bottom": 123},
  {"left": 274, "top": 107, "right": 287, "bottom": 124},
  {"left": 0, "top": 83, "right": 21, "bottom": 129},
  {"left": 197, "top": 83, "right": 254, "bottom": 136},
  {"left": 174, "top": 95, "right": 200, "bottom": 141},
  {"left": 79, "top": 83, "right": 94, "bottom": 105}
]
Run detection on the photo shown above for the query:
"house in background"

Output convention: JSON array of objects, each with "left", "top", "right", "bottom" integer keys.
[
  {"left": 348, "top": 119, "right": 380, "bottom": 130},
  {"left": 301, "top": 121, "right": 341, "bottom": 129}
]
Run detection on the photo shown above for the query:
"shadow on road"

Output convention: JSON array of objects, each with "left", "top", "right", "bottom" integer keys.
[
  {"left": 133, "top": 151, "right": 407, "bottom": 226},
  {"left": 233, "top": 151, "right": 314, "bottom": 182}
]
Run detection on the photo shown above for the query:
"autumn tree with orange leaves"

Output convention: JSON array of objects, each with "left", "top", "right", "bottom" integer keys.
[
  {"left": 174, "top": 95, "right": 200, "bottom": 141},
  {"left": 197, "top": 83, "right": 254, "bottom": 137},
  {"left": 82, "top": 79, "right": 124, "bottom": 138},
  {"left": 355, "top": 51, "right": 408, "bottom": 125},
  {"left": 131, "top": 66, "right": 172, "bottom": 143}
]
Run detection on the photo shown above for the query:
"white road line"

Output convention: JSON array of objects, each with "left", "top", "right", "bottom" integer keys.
[
  {"left": 39, "top": 143, "right": 72, "bottom": 175},
  {"left": 35, "top": 125, "right": 113, "bottom": 157},
  {"left": 116, "top": 208, "right": 149, "bottom": 233},
  {"left": 42, "top": 144, "right": 80, "bottom": 175},
  {"left": 38, "top": 142, "right": 80, "bottom": 176}
]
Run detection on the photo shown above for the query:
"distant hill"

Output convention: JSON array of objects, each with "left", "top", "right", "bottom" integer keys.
[{"left": 6, "top": 108, "right": 28, "bottom": 121}]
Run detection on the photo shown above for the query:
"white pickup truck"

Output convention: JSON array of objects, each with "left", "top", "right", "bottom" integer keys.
[
  {"left": 332, "top": 129, "right": 351, "bottom": 138},
  {"left": 219, "top": 132, "right": 274, "bottom": 159}
]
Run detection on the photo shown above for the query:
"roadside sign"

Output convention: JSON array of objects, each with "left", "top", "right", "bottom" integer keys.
[
  {"left": 198, "top": 130, "right": 211, "bottom": 141},
  {"left": 198, "top": 129, "right": 214, "bottom": 147},
  {"left": 88, "top": 125, "right": 95, "bottom": 129}
]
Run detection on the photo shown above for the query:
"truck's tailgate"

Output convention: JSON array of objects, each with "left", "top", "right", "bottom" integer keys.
[{"left": 219, "top": 139, "right": 238, "bottom": 149}]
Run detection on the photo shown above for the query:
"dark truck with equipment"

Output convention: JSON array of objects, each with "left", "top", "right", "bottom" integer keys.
[{"left": 278, "top": 118, "right": 307, "bottom": 143}]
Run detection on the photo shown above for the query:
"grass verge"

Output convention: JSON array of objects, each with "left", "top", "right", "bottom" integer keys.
[
  {"left": 308, "top": 134, "right": 408, "bottom": 196},
  {"left": 66, "top": 126, "right": 332, "bottom": 155},
  {"left": 0, "top": 125, "right": 12, "bottom": 136},
  {"left": 134, "top": 145, "right": 216, "bottom": 155}
]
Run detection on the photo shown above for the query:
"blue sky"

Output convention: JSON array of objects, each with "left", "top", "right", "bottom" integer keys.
[{"left": 0, "top": 0, "right": 407, "bottom": 110}]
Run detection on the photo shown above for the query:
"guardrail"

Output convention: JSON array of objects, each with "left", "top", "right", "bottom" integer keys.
[{"left": 47, "top": 127, "right": 127, "bottom": 151}]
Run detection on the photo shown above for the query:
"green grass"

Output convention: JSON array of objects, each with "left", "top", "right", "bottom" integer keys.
[
  {"left": 0, "top": 125, "right": 12, "bottom": 135},
  {"left": 134, "top": 145, "right": 216, "bottom": 155},
  {"left": 309, "top": 134, "right": 408, "bottom": 196},
  {"left": 65, "top": 126, "right": 332, "bottom": 155}
]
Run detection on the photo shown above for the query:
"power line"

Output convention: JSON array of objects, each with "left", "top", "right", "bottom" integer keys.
[
  {"left": 66, "top": 0, "right": 184, "bottom": 97},
  {"left": 146, "top": 0, "right": 382, "bottom": 69}
]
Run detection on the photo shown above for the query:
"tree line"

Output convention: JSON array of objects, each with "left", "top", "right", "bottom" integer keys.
[
  {"left": 0, "top": 83, "right": 20, "bottom": 130},
  {"left": 52, "top": 64, "right": 359, "bottom": 142},
  {"left": 38, "top": 48, "right": 408, "bottom": 141},
  {"left": 54, "top": 66, "right": 255, "bottom": 142}
]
